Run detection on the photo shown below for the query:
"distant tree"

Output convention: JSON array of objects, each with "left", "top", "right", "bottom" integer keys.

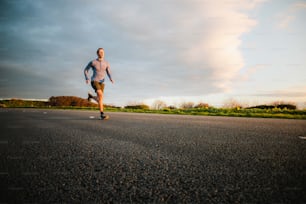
[
  {"left": 247, "top": 101, "right": 297, "bottom": 110},
  {"left": 194, "top": 102, "right": 210, "bottom": 109},
  {"left": 271, "top": 101, "right": 297, "bottom": 110},
  {"left": 124, "top": 104, "right": 150, "bottom": 110},
  {"left": 152, "top": 100, "right": 167, "bottom": 110},
  {"left": 167, "top": 105, "right": 177, "bottom": 110},
  {"left": 0, "top": 99, "right": 48, "bottom": 108},
  {"left": 180, "top": 102, "right": 194, "bottom": 109},
  {"left": 223, "top": 98, "right": 243, "bottom": 109},
  {"left": 49, "top": 96, "right": 97, "bottom": 107},
  {"left": 10, "top": 99, "right": 23, "bottom": 107},
  {"left": 246, "top": 105, "right": 275, "bottom": 109}
]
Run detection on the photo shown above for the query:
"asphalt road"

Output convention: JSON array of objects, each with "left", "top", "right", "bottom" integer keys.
[{"left": 1, "top": 108, "right": 306, "bottom": 203}]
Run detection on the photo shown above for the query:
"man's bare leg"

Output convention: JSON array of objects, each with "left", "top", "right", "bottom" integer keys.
[
  {"left": 88, "top": 92, "right": 99, "bottom": 102},
  {"left": 96, "top": 90, "right": 109, "bottom": 120},
  {"left": 97, "top": 89, "right": 104, "bottom": 113}
]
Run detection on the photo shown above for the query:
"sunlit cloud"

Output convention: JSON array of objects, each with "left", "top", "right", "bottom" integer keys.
[
  {"left": 103, "top": 0, "right": 263, "bottom": 93},
  {"left": 2, "top": 0, "right": 305, "bottom": 108},
  {"left": 278, "top": 1, "right": 306, "bottom": 29},
  {"left": 236, "top": 64, "right": 267, "bottom": 82},
  {"left": 254, "top": 85, "right": 306, "bottom": 98},
  {"left": 278, "top": 15, "right": 295, "bottom": 29}
]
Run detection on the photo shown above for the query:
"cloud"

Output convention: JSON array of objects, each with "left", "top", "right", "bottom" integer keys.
[
  {"left": 0, "top": 63, "right": 51, "bottom": 98},
  {"left": 242, "top": 85, "right": 306, "bottom": 107},
  {"left": 278, "top": 1, "right": 306, "bottom": 29},
  {"left": 236, "top": 64, "right": 267, "bottom": 82},
  {"left": 292, "top": 2, "right": 306, "bottom": 9},
  {"left": 102, "top": 0, "right": 263, "bottom": 93},
  {"left": 254, "top": 90, "right": 306, "bottom": 98},
  {"left": 0, "top": 0, "right": 267, "bottom": 103},
  {"left": 278, "top": 15, "right": 295, "bottom": 29}
]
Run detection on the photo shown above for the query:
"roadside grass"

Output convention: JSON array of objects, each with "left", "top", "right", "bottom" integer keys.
[
  {"left": 1, "top": 100, "right": 306, "bottom": 119},
  {"left": 106, "top": 106, "right": 306, "bottom": 119}
]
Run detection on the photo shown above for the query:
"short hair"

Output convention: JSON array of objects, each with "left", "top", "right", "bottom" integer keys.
[{"left": 96, "top": 48, "right": 104, "bottom": 55}]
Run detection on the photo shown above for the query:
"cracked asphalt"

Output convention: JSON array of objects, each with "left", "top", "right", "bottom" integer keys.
[{"left": 1, "top": 108, "right": 306, "bottom": 203}]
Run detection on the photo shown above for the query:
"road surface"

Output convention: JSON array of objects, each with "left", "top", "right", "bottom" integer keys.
[{"left": 1, "top": 109, "right": 306, "bottom": 203}]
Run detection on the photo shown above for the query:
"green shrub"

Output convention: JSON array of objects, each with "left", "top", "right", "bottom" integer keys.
[
  {"left": 49, "top": 96, "right": 97, "bottom": 107},
  {"left": 276, "top": 104, "right": 296, "bottom": 110},
  {"left": 247, "top": 104, "right": 296, "bottom": 110},
  {"left": 124, "top": 104, "right": 150, "bottom": 110}
]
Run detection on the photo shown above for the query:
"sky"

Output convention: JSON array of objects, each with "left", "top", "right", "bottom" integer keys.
[{"left": 0, "top": 0, "right": 305, "bottom": 108}]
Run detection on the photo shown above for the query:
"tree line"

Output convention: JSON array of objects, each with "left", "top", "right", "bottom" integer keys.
[
  {"left": 0, "top": 96, "right": 98, "bottom": 108},
  {"left": 0, "top": 96, "right": 298, "bottom": 110}
]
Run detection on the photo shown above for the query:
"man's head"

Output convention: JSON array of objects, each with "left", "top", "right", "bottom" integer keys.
[{"left": 96, "top": 48, "right": 104, "bottom": 59}]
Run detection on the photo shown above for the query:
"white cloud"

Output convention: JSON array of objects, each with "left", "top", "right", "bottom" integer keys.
[
  {"left": 236, "top": 64, "right": 267, "bottom": 82},
  {"left": 0, "top": 0, "right": 270, "bottom": 105},
  {"left": 278, "top": 15, "right": 295, "bottom": 29},
  {"left": 101, "top": 0, "right": 264, "bottom": 94},
  {"left": 292, "top": 2, "right": 306, "bottom": 10},
  {"left": 278, "top": 1, "right": 306, "bottom": 29}
]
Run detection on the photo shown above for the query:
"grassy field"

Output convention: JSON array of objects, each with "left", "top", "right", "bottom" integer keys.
[
  {"left": 108, "top": 107, "right": 306, "bottom": 119},
  {"left": 1, "top": 99, "right": 305, "bottom": 119}
]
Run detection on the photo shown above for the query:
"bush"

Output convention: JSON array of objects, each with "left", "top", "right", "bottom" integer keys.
[
  {"left": 167, "top": 105, "right": 177, "bottom": 109},
  {"left": 152, "top": 100, "right": 167, "bottom": 110},
  {"left": 0, "top": 103, "right": 7, "bottom": 108},
  {"left": 222, "top": 99, "right": 243, "bottom": 109},
  {"left": 247, "top": 105, "right": 275, "bottom": 109},
  {"left": 180, "top": 102, "right": 194, "bottom": 109},
  {"left": 247, "top": 104, "right": 296, "bottom": 110},
  {"left": 124, "top": 104, "right": 150, "bottom": 110},
  {"left": 195, "top": 103, "right": 210, "bottom": 109},
  {"left": 0, "top": 99, "right": 48, "bottom": 108},
  {"left": 276, "top": 104, "right": 296, "bottom": 110},
  {"left": 49, "top": 96, "right": 97, "bottom": 107}
]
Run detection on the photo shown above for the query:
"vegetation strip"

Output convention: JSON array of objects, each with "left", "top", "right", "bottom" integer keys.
[{"left": 1, "top": 97, "right": 305, "bottom": 119}]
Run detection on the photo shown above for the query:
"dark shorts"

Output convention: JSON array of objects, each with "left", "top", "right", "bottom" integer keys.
[{"left": 91, "top": 81, "right": 105, "bottom": 93}]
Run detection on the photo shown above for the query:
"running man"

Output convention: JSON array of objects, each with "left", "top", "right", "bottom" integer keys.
[{"left": 84, "top": 48, "right": 114, "bottom": 120}]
